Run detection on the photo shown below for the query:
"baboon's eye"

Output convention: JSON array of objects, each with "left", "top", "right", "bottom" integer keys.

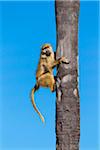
[{"left": 41, "top": 51, "right": 46, "bottom": 55}]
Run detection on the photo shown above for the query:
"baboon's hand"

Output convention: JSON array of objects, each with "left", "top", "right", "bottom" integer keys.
[
  {"left": 60, "top": 57, "right": 70, "bottom": 64},
  {"left": 59, "top": 56, "right": 65, "bottom": 62}
]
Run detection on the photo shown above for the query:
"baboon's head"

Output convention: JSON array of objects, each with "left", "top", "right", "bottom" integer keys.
[{"left": 41, "top": 44, "right": 54, "bottom": 60}]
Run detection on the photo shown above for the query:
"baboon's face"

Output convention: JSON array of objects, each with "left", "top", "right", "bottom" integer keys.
[{"left": 41, "top": 44, "right": 54, "bottom": 59}]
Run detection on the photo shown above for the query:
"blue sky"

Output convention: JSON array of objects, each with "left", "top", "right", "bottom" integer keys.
[{"left": 0, "top": 1, "right": 99, "bottom": 150}]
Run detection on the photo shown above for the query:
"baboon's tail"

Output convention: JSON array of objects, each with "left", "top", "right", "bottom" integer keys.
[{"left": 31, "top": 84, "right": 45, "bottom": 123}]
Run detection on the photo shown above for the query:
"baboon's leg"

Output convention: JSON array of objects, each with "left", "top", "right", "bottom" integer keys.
[{"left": 49, "top": 76, "right": 56, "bottom": 92}]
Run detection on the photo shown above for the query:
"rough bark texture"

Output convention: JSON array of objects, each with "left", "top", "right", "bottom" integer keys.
[{"left": 55, "top": 0, "right": 80, "bottom": 150}]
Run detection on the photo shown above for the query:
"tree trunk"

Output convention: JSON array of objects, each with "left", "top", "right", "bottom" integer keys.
[{"left": 55, "top": 0, "right": 80, "bottom": 150}]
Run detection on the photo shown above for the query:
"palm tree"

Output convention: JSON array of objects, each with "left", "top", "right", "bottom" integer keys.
[{"left": 55, "top": 0, "right": 80, "bottom": 149}]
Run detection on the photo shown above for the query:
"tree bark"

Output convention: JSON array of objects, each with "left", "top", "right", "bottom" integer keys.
[{"left": 55, "top": 0, "right": 80, "bottom": 150}]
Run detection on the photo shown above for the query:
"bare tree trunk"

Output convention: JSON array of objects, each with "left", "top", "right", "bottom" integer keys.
[{"left": 55, "top": 0, "right": 80, "bottom": 150}]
